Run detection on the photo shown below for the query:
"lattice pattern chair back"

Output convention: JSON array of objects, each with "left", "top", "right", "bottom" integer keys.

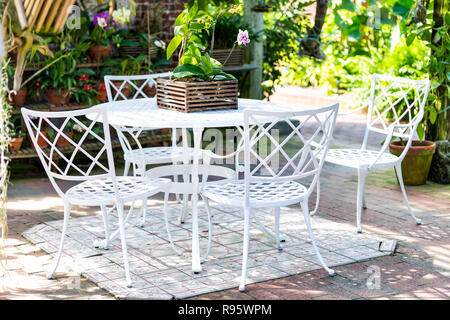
[
  {"left": 363, "top": 74, "right": 431, "bottom": 153},
  {"left": 21, "top": 106, "right": 117, "bottom": 198},
  {"left": 243, "top": 104, "right": 339, "bottom": 197},
  {"left": 104, "top": 72, "right": 172, "bottom": 101}
]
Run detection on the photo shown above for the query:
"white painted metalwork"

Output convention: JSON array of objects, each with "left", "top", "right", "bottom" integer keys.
[
  {"left": 87, "top": 98, "right": 297, "bottom": 274},
  {"left": 202, "top": 103, "right": 340, "bottom": 291},
  {"left": 21, "top": 106, "right": 170, "bottom": 287},
  {"left": 105, "top": 72, "right": 197, "bottom": 224},
  {"left": 314, "top": 74, "right": 431, "bottom": 233}
]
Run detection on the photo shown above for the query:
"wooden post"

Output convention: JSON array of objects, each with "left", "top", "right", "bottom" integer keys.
[{"left": 244, "top": 0, "right": 264, "bottom": 100}]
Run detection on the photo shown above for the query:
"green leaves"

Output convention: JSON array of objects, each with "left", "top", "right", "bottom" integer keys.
[
  {"left": 167, "top": 35, "right": 182, "bottom": 60},
  {"left": 406, "top": 33, "right": 416, "bottom": 46},
  {"left": 166, "top": 4, "right": 233, "bottom": 82},
  {"left": 393, "top": 0, "right": 414, "bottom": 17},
  {"left": 416, "top": 123, "right": 425, "bottom": 142},
  {"left": 173, "top": 64, "right": 207, "bottom": 80}
]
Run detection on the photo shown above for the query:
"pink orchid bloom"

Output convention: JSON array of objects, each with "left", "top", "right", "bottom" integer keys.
[{"left": 237, "top": 29, "right": 250, "bottom": 46}]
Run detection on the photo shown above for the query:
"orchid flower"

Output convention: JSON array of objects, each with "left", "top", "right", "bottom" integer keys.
[{"left": 237, "top": 29, "right": 250, "bottom": 46}]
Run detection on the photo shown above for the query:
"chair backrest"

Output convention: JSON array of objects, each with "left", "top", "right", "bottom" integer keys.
[
  {"left": 242, "top": 103, "right": 339, "bottom": 202},
  {"left": 104, "top": 72, "right": 176, "bottom": 158},
  {"left": 362, "top": 74, "right": 431, "bottom": 151},
  {"left": 21, "top": 106, "right": 117, "bottom": 199},
  {"left": 104, "top": 72, "right": 172, "bottom": 101}
]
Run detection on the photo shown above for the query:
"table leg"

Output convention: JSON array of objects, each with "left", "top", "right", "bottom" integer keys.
[{"left": 191, "top": 127, "right": 203, "bottom": 273}]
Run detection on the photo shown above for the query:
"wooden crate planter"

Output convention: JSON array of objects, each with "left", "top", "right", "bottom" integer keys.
[
  {"left": 156, "top": 79, "right": 238, "bottom": 113},
  {"left": 211, "top": 48, "right": 244, "bottom": 67}
]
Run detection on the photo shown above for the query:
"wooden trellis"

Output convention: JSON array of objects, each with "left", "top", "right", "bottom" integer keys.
[{"left": 15, "top": 0, "right": 77, "bottom": 32}]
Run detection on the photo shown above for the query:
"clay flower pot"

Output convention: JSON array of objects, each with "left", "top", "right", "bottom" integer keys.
[
  {"left": 8, "top": 89, "right": 28, "bottom": 106},
  {"left": 112, "top": 81, "right": 130, "bottom": 99},
  {"left": 8, "top": 137, "right": 24, "bottom": 151},
  {"left": 88, "top": 44, "right": 112, "bottom": 60},
  {"left": 143, "top": 85, "right": 157, "bottom": 98},
  {"left": 56, "top": 131, "right": 74, "bottom": 147},
  {"left": 390, "top": 140, "right": 436, "bottom": 185},
  {"left": 45, "top": 89, "right": 72, "bottom": 105},
  {"left": 36, "top": 131, "right": 49, "bottom": 149},
  {"left": 96, "top": 83, "right": 108, "bottom": 102}
]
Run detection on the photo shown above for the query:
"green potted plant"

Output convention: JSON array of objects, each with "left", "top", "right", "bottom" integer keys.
[
  {"left": 85, "top": 12, "right": 116, "bottom": 60},
  {"left": 7, "top": 115, "right": 25, "bottom": 151},
  {"left": 390, "top": 138, "right": 436, "bottom": 185},
  {"left": 5, "top": 64, "right": 27, "bottom": 106},
  {"left": 210, "top": 7, "right": 256, "bottom": 67},
  {"left": 35, "top": 47, "right": 92, "bottom": 106},
  {"left": 389, "top": 91, "right": 437, "bottom": 185},
  {"left": 158, "top": 4, "right": 248, "bottom": 112}
]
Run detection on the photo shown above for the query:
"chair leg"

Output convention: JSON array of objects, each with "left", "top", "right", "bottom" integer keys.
[
  {"left": 356, "top": 168, "right": 367, "bottom": 233},
  {"left": 310, "top": 178, "right": 320, "bottom": 216},
  {"left": 239, "top": 206, "right": 251, "bottom": 292},
  {"left": 100, "top": 205, "right": 109, "bottom": 249},
  {"left": 395, "top": 164, "right": 421, "bottom": 225},
  {"left": 274, "top": 207, "right": 282, "bottom": 250},
  {"left": 117, "top": 201, "right": 132, "bottom": 287},
  {"left": 123, "top": 160, "right": 131, "bottom": 177},
  {"left": 300, "top": 200, "right": 335, "bottom": 276},
  {"left": 139, "top": 198, "right": 148, "bottom": 228},
  {"left": 47, "top": 201, "right": 71, "bottom": 279},
  {"left": 164, "top": 192, "right": 183, "bottom": 256},
  {"left": 200, "top": 195, "right": 213, "bottom": 263},
  {"left": 362, "top": 180, "right": 367, "bottom": 210},
  {"left": 179, "top": 193, "right": 189, "bottom": 224}
]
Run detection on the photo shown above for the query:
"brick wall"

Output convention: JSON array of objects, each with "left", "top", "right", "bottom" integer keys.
[{"left": 134, "top": 0, "right": 187, "bottom": 43}]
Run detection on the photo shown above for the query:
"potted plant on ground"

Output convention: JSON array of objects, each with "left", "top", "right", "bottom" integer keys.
[
  {"left": 389, "top": 98, "right": 437, "bottom": 185},
  {"left": 158, "top": 4, "right": 249, "bottom": 113}
]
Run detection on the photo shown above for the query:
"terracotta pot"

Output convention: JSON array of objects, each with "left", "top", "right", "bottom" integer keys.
[
  {"left": 8, "top": 89, "right": 28, "bottom": 106},
  {"left": 390, "top": 140, "right": 436, "bottom": 185},
  {"left": 112, "top": 81, "right": 130, "bottom": 99},
  {"left": 45, "top": 89, "right": 72, "bottom": 105},
  {"left": 36, "top": 131, "right": 49, "bottom": 149},
  {"left": 96, "top": 84, "right": 108, "bottom": 102},
  {"left": 8, "top": 137, "right": 23, "bottom": 151},
  {"left": 88, "top": 44, "right": 112, "bottom": 60},
  {"left": 143, "top": 85, "right": 157, "bottom": 98},
  {"left": 56, "top": 131, "right": 74, "bottom": 147}
]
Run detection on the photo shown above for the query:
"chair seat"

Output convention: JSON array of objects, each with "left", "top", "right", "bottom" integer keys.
[
  {"left": 324, "top": 148, "right": 399, "bottom": 169},
  {"left": 124, "top": 146, "right": 195, "bottom": 165},
  {"left": 202, "top": 180, "right": 308, "bottom": 208},
  {"left": 66, "top": 176, "right": 170, "bottom": 206}
]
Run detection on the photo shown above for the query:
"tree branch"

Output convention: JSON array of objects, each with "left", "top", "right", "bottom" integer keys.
[
  {"left": 300, "top": 0, "right": 328, "bottom": 60},
  {"left": 408, "top": 0, "right": 430, "bottom": 25}
]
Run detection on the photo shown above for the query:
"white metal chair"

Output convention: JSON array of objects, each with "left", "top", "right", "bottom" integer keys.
[
  {"left": 104, "top": 73, "right": 198, "bottom": 225},
  {"left": 201, "top": 103, "right": 340, "bottom": 291},
  {"left": 313, "top": 74, "right": 431, "bottom": 233},
  {"left": 104, "top": 73, "right": 194, "bottom": 176},
  {"left": 21, "top": 106, "right": 170, "bottom": 287}
]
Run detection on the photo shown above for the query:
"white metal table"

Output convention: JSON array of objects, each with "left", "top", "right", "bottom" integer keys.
[{"left": 90, "top": 98, "right": 295, "bottom": 273}]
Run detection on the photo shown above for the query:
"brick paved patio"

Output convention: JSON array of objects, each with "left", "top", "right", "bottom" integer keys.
[{"left": 1, "top": 87, "right": 449, "bottom": 300}]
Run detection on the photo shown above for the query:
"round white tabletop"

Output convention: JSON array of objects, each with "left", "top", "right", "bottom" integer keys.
[{"left": 91, "top": 98, "right": 294, "bottom": 129}]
